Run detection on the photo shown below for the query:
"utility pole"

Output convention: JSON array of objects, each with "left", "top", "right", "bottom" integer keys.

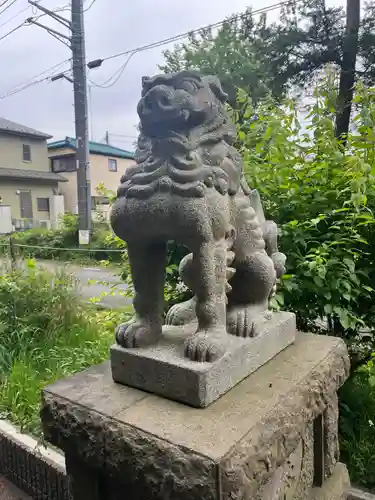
[
  {"left": 105, "top": 131, "right": 109, "bottom": 144},
  {"left": 335, "top": 0, "right": 360, "bottom": 145},
  {"left": 71, "top": 0, "right": 91, "bottom": 243},
  {"left": 28, "top": 0, "right": 91, "bottom": 244}
]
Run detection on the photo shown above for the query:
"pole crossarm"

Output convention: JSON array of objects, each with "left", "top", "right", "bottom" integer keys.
[{"left": 28, "top": 0, "right": 71, "bottom": 29}]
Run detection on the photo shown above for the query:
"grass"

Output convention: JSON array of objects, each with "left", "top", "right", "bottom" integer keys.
[{"left": 0, "top": 260, "right": 131, "bottom": 437}]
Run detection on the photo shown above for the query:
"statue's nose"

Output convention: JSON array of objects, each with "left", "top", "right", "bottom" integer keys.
[{"left": 143, "top": 85, "right": 174, "bottom": 111}]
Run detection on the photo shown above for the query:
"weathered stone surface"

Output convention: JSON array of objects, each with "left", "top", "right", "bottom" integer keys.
[
  {"left": 42, "top": 392, "right": 218, "bottom": 500},
  {"left": 310, "top": 463, "right": 350, "bottom": 500},
  {"left": 219, "top": 335, "right": 349, "bottom": 499},
  {"left": 111, "top": 311, "right": 295, "bottom": 407},
  {"left": 254, "top": 421, "right": 314, "bottom": 500},
  {"left": 348, "top": 487, "right": 375, "bottom": 500},
  {"left": 324, "top": 391, "right": 340, "bottom": 479},
  {"left": 110, "top": 70, "right": 286, "bottom": 365},
  {"left": 41, "top": 333, "right": 350, "bottom": 500}
]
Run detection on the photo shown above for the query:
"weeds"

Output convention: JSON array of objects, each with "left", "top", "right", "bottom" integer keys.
[{"left": 0, "top": 261, "right": 130, "bottom": 436}]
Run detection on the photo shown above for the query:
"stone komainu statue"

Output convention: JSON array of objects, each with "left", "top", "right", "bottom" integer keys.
[{"left": 110, "top": 71, "right": 286, "bottom": 362}]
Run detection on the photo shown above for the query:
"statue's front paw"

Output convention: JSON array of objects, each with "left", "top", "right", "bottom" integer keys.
[
  {"left": 227, "top": 307, "right": 272, "bottom": 338},
  {"left": 184, "top": 330, "right": 228, "bottom": 362},
  {"left": 115, "top": 322, "right": 160, "bottom": 348}
]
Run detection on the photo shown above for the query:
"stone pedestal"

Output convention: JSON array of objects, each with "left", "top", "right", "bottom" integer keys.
[
  {"left": 41, "top": 333, "right": 350, "bottom": 500},
  {"left": 111, "top": 312, "right": 296, "bottom": 408}
]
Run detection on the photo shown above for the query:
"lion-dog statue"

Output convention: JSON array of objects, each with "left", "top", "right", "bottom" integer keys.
[{"left": 110, "top": 71, "right": 286, "bottom": 362}]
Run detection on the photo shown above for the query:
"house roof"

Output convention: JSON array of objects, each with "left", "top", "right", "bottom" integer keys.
[
  {"left": 48, "top": 136, "right": 135, "bottom": 159},
  {"left": 0, "top": 167, "right": 67, "bottom": 182},
  {"left": 0, "top": 117, "right": 52, "bottom": 140}
]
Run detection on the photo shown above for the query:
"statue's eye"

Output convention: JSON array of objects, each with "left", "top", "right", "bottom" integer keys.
[{"left": 179, "top": 80, "right": 200, "bottom": 93}]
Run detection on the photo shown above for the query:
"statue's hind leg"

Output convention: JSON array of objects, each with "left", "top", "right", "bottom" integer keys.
[
  {"left": 227, "top": 195, "right": 277, "bottom": 337},
  {"left": 115, "top": 241, "right": 167, "bottom": 348}
]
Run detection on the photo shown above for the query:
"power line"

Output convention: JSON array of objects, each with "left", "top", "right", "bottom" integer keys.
[
  {"left": 0, "top": 0, "right": 19, "bottom": 16},
  {"left": 89, "top": 0, "right": 296, "bottom": 66},
  {"left": 0, "top": 58, "right": 71, "bottom": 99},
  {"left": 0, "top": 21, "right": 23, "bottom": 41},
  {"left": 1, "top": 0, "right": 297, "bottom": 99},
  {"left": 0, "top": 70, "right": 70, "bottom": 99},
  {"left": 84, "top": 0, "right": 97, "bottom": 12},
  {"left": 110, "top": 133, "right": 138, "bottom": 139},
  {"left": 89, "top": 51, "right": 137, "bottom": 88},
  {"left": 0, "top": 3, "right": 71, "bottom": 43},
  {"left": 0, "top": 5, "right": 29, "bottom": 28}
]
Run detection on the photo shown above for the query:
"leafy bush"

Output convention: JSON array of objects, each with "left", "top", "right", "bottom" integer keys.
[
  {"left": 0, "top": 213, "right": 124, "bottom": 264},
  {"left": 0, "top": 260, "right": 129, "bottom": 436},
  {"left": 339, "top": 357, "right": 375, "bottom": 489},
  {"left": 234, "top": 74, "right": 375, "bottom": 489},
  {"left": 238, "top": 74, "right": 375, "bottom": 350}
]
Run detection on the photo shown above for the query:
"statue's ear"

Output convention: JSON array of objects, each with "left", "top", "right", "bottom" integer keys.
[
  {"left": 142, "top": 76, "right": 150, "bottom": 87},
  {"left": 141, "top": 76, "right": 151, "bottom": 96},
  {"left": 205, "top": 76, "right": 228, "bottom": 103}
]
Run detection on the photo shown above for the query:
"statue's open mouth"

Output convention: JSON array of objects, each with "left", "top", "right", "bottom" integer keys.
[{"left": 139, "top": 107, "right": 192, "bottom": 137}]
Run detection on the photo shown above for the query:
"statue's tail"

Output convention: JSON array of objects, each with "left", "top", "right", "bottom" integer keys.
[{"left": 247, "top": 188, "right": 286, "bottom": 279}]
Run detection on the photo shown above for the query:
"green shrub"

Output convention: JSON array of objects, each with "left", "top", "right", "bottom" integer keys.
[
  {"left": 0, "top": 260, "right": 129, "bottom": 436},
  {"left": 0, "top": 213, "right": 124, "bottom": 264},
  {"left": 339, "top": 357, "right": 375, "bottom": 489},
  {"left": 238, "top": 75, "right": 375, "bottom": 348}
]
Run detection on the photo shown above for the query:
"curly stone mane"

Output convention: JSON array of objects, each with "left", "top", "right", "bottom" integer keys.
[{"left": 117, "top": 72, "right": 246, "bottom": 199}]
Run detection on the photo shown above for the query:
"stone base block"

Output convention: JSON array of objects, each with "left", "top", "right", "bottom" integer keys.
[
  {"left": 310, "top": 463, "right": 350, "bottom": 499},
  {"left": 41, "top": 333, "right": 350, "bottom": 500},
  {"left": 110, "top": 311, "right": 296, "bottom": 407}
]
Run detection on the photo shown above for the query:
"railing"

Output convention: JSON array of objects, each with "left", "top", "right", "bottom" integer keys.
[{"left": 0, "top": 420, "right": 68, "bottom": 500}]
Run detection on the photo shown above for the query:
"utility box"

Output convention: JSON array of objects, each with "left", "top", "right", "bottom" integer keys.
[
  {"left": 0, "top": 205, "right": 13, "bottom": 234},
  {"left": 50, "top": 195, "right": 65, "bottom": 230}
]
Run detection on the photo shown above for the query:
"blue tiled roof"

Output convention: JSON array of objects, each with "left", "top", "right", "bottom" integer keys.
[{"left": 47, "top": 136, "right": 135, "bottom": 159}]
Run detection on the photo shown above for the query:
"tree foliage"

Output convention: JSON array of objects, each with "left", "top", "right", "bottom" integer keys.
[
  {"left": 237, "top": 72, "right": 375, "bottom": 362},
  {"left": 161, "top": 0, "right": 375, "bottom": 109}
]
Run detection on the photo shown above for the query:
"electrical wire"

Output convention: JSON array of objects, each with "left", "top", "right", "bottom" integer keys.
[
  {"left": 84, "top": 0, "right": 97, "bottom": 12},
  {"left": 110, "top": 133, "right": 138, "bottom": 139},
  {"left": 93, "top": 0, "right": 297, "bottom": 64},
  {"left": 1, "top": 0, "right": 298, "bottom": 98},
  {"left": 0, "top": 3, "right": 71, "bottom": 43},
  {"left": 0, "top": 59, "right": 71, "bottom": 99},
  {"left": 0, "top": 0, "right": 19, "bottom": 16},
  {"left": 0, "top": 21, "right": 23, "bottom": 41},
  {"left": 0, "top": 0, "right": 11, "bottom": 8},
  {"left": 87, "top": 0, "right": 298, "bottom": 88},
  {"left": 89, "top": 51, "right": 137, "bottom": 88},
  {"left": 89, "top": 0, "right": 297, "bottom": 88},
  {"left": 0, "top": 4, "right": 29, "bottom": 28}
]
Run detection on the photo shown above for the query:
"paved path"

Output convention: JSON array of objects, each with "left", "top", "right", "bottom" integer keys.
[
  {"left": 37, "top": 260, "right": 131, "bottom": 309},
  {"left": 1, "top": 258, "right": 131, "bottom": 309},
  {"left": 0, "top": 476, "right": 31, "bottom": 500}
]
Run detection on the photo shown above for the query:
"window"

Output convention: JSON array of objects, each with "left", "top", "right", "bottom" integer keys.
[
  {"left": 22, "top": 144, "right": 31, "bottom": 162},
  {"left": 37, "top": 197, "right": 50, "bottom": 212},
  {"left": 108, "top": 158, "right": 117, "bottom": 172},
  {"left": 91, "top": 196, "right": 110, "bottom": 209},
  {"left": 51, "top": 156, "right": 76, "bottom": 172}
]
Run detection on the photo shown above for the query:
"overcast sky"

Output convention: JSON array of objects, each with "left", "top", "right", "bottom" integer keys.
[{"left": 0, "top": 0, "right": 344, "bottom": 151}]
